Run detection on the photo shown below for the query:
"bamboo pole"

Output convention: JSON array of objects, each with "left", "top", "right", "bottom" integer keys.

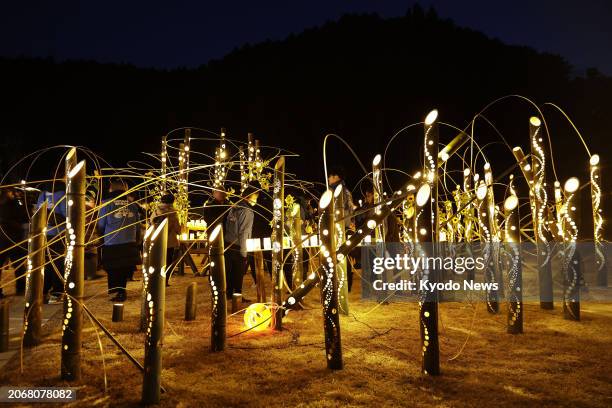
[
  {"left": 61, "top": 159, "right": 86, "bottom": 381},
  {"left": 271, "top": 157, "right": 285, "bottom": 330},
  {"left": 318, "top": 189, "right": 343, "bottom": 370},
  {"left": 504, "top": 176, "right": 523, "bottom": 334},
  {"left": 529, "top": 117, "right": 554, "bottom": 309},
  {"left": 208, "top": 224, "right": 227, "bottom": 352},
  {"left": 589, "top": 154, "right": 606, "bottom": 286},
  {"left": 23, "top": 203, "right": 47, "bottom": 347},
  {"left": 483, "top": 163, "right": 500, "bottom": 313},
  {"left": 334, "top": 186, "right": 349, "bottom": 315},
  {"left": 290, "top": 204, "right": 305, "bottom": 291},
  {"left": 561, "top": 178, "right": 580, "bottom": 321},
  {"left": 185, "top": 282, "right": 197, "bottom": 321},
  {"left": 140, "top": 226, "right": 155, "bottom": 332},
  {"left": 142, "top": 219, "right": 168, "bottom": 405},
  {"left": 420, "top": 109, "right": 440, "bottom": 376},
  {"left": 112, "top": 304, "right": 124, "bottom": 322}
]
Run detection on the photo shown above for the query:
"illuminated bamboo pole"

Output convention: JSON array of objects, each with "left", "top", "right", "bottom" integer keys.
[
  {"left": 290, "top": 204, "right": 305, "bottom": 290},
  {"left": 589, "top": 154, "right": 606, "bottom": 286},
  {"left": 61, "top": 159, "right": 86, "bottom": 381},
  {"left": 334, "top": 186, "right": 349, "bottom": 315},
  {"left": 208, "top": 224, "right": 226, "bottom": 352},
  {"left": 142, "top": 219, "right": 168, "bottom": 405},
  {"left": 161, "top": 136, "right": 167, "bottom": 192},
  {"left": 319, "top": 190, "right": 343, "bottom": 369},
  {"left": 247, "top": 133, "right": 255, "bottom": 181},
  {"left": 283, "top": 187, "right": 410, "bottom": 311},
  {"left": 112, "top": 304, "right": 124, "bottom": 322},
  {"left": 140, "top": 225, "right": 155, "bottom": 332},
  {"left": 529, "top": 116, "right": 554, "bottom": 309},
  {"left": 420, "top": 109, "right": 440, "bottom": 376},
  {"left": 504, "top": 176, "right": 523, "bottom": 334},
  {"left": 437, "top": 131, "right": 470, "bottom": 167},
  {"left": 372, "top": 154, "right": 390, "bottom": 301},
  {"left": 483, "top": 163, "right": 500, "bottom": 313},
  {"left": 561, "top": 178, "right": 581, "bottom": 321},
  {"left": 271, "top": 157, "right": 285, "bottom": 331},
  {"left": 23, "top": 203, "right": 47, "bottom": 347},
  {"left": 239, "top": 147, "right": 248, "bottom": 193},
  {"left": 462, "top": 168, "right": 476, "bottom": 281}
]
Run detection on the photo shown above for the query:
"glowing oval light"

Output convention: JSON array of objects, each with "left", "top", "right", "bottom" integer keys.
[
  {"left": 415, "top": 183, "right": 431, "bottom": 207},
  {"left": 367, "top": 219, "right": 377, "bottom": 230},
  {"left": 151, "top": 218, "right": 168, "bottom": 240},
  {"left": 463, "top": 168, "right": 470, "bottom": 177},
  {"left": 476, "top": 181, "right": 488, "bottom": 200},
  {"left": 424, "top": 109, "right": 439, "bottom": 126},
  {"left": 320, "top": 190, "right": 333, "bottom": 209},
  {"left": 564, "top": 177, "right": 579, "bottom": 193},
  {"left": 484, "top": 162, "right": 491, "bottom": 171},
  {"left": 244, "top": 303, "right": 272, "bottom": 331},
  {"left": 333, "top": 184, "right": 343, "bottom": 198},
  {"left": 372, "top": 154, "right": 382, "bottom": 167},
  {"left": 590, "top": 154, "right": 600, "bottom": 166},
  {"left": 529, "top": 116, "right": 541, "bottom": 127},
  {"left": 504, "top": 195, "right": 519, "bottom": 211},
  {"left": 68, "top": 161, "right": 85, "bottom": 179},
  {"left": 208, "top": 223, "right": 223, "bottom": 243}
]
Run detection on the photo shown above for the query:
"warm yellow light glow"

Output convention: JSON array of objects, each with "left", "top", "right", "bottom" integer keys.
[
  {"left": 424, "top": 109, "right": 438, "bottom": 126},
  {"left": 244, "top": 303, "right": 272, "bottom": 331},
  {"left": 334, "top": 184, "right": 343, "bottom": 198},
  {"left": 372, "top": 154, "right": 382, "bottom": 167},
  {"left": 416, "top": 183, "right": 430, "bottom": 207},
  {"left": 476, "top": 181, "right": 487, "bottom": 200},
  {"left": 564, "top": 177, "right": 579, "bottom": 193},
  {"left": 590, "top": 154, "right": 600, "bottom": 166},
  {"left": 504, "top": 195, "right": 519, "bottom": 211},
  {"left": 208, "top": 224, "right": 222, "bottom": 243},
  {"left": 320, "top": 190, "right": 333, "bottom": 209},
  {"left": 529, "top": 116, "right": 541, "bottom": 127}
]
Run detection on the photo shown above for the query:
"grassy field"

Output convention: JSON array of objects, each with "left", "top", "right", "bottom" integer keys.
[{"left": 1, "top": 265, "right": 611, "bottom": 407}]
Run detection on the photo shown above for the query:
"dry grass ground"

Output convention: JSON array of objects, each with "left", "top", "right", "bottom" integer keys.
[{"left": 1, "top": 263, "right": 611, "bottom": 408}]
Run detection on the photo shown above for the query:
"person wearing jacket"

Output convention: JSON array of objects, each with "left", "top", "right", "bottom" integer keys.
[
  {"left": 224, "top": 185, "right": 258, "bottom": 301},
  {"left": 97, "top": 180, "right": 141, "bottom": 301},
  {"left": 151, "top": 193, "right": 181, "bottom": 286},
  {"left": 0, "top": 187, "right": 29, "bottom": 298},
  {"left": 36, "top": 185, "right": 67, "bottom": 303}
]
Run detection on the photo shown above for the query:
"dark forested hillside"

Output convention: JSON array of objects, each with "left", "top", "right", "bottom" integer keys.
[{"left": 1, "top": 5, "right": 610, "bottom": 190}]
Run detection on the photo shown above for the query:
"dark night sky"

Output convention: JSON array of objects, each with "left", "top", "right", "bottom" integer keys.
[{"left": 1, "top": 1, "right": 611, "bottom": 74}]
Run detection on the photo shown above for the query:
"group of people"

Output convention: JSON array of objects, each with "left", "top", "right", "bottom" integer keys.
[{"left": 1, "top": 163, "right": 398, "bottom": 305}]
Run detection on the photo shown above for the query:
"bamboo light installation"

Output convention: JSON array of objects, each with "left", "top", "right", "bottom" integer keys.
[
  {"left": 239, "top": 146, "right": 248, "bottom": 193},
  {"left": 140, "top": 225, "right": 155, "bottom": 332},
  {"left": 561, "top": 177, "right": 581, "bottom": 321},
  {"left": 61, "top": 159, "right": 86, "bottom": 381},
  {"left": 213, "top": 128, "right": 228, "bottom": 189},
  {"left": 372, "top": 153, "right": 391, "bottom": 301},
  {"left": 504, "top": 176, "right": 523, "bottom": 334},
  {"left": 208, "top": 224, "right": 227, "bottom": 352},
  {"left": 419, "top": 109, "right": 440, "bottom": 376},
  {"left": 271, "top": 157, "right": 285, "bottom": 330},
  {"left": 589, "top": 154, "right": 606, "bottom": 286},
  {"left": 334, "top": 185, "right": 349, "bottom": 315},
  {"left": 483, "top": 163, "right": 500, "bottom": 313},
  {"left": 161, "top": 135, "right": 168, "bottom": 192},
  {"left": 529, "top": 116, "right": 554, "bottom": 309},
  {"left": 318, "top": 189, "right": 343, "bottom": 369},
  {"left": 23, "top": 203, "right": 47, "bottom": 347},
  {"left": 290, "top": 203, "right": 305, "bottom": 291},
  {"left": 462, "top": 168, "right": 476, "bottom": 281},
  {"left": 142, "top": 219, "right": 168, "bottom": 405}
]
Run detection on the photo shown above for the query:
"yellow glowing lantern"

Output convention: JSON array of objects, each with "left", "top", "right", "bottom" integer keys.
[{"left": 244, "top": 303, "right": 272, "bottom": 331}]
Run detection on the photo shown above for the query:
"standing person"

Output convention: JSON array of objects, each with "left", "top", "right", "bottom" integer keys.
[
  {"left": 327, "top": 166, "right": 356, "bottom": 290},
  {"left": 202, "top": 187, "right": 228, "bottom": 231},
  {"left": 97, "top": 180, "right": 141, "bottom": 301},
  {"left": 151, "top": 193, "right": 180, "bottom": 286},
  {"left": 224, "top": 186, "right": 258, "bottom": 302},
  {"left": 37, "top": 184, "right": 67, "bottom": 303},
  {"left": 0, "top": 187, "right": 29, "bottom": 298}
]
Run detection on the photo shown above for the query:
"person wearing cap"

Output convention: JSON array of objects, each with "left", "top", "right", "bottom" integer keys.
[
  {"left": 0, "top": 187, "right": 29, "bottom": 298},
  {"left": 97, "top": 179, "right": 141, "bottom": 301},
  {"left": 151, "top": 193, "right": 181, "bottom": 286},
  {"left": 224, "top": 185, "right": 258, "bottom": 302}
]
